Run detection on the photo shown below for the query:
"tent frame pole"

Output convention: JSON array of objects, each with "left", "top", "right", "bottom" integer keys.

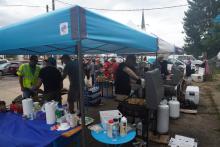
[{"left": 76, "top": 41, "right": 86, "bottom": 147}]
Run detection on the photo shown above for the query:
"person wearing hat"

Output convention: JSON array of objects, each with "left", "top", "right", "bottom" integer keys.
[
  {"left": 61, "top": 55, "right": 79, "bottom": 113},
  {"left": 115, "top": 55, "right": 141, "bottom": 97},
  {"left": 34, "top": 57, "right": 63, "bottom": 104},
  {"left": 17, "top": 55, "right": 41, "bottom": 98}
]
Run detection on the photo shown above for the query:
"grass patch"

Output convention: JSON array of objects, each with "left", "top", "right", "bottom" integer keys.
[
  {"left": 207, "top": 90, "right": 220, "bottom": 121},
  {"left": 213, "top": 68, "right": 220, "bottom": 75},
  {"left": 211, "top": 71, "right": 220, "bottom": 81},
  {"left": 216, "top": 84, "right": 220, "bottom": 91}
]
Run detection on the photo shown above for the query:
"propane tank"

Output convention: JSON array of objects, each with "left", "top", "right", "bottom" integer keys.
[
  {"left": 168, "top": 97, "right": 180, "bottom": 119},
  {"left": 157, "top": 100, "right": 169, "bottom": 134}
]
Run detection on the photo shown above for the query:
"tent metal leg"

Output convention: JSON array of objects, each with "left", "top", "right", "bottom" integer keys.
[{"left": 76, "top": 41, "right": 86, "bottom": 147}]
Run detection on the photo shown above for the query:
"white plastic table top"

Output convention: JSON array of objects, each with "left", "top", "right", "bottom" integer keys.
[{"left": 91, "top": 130, "right": 136, "bottom": 145}]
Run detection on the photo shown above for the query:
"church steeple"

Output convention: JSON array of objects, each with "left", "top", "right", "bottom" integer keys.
[{"left": 141, "top": 10, "right": 146, "bottom": 31}]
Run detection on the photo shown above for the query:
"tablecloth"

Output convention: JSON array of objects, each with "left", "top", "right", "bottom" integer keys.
[{"left": 0, "top": 112, "right": 67, "bottom": 147}]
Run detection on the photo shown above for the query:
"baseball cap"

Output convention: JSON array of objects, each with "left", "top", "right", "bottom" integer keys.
[{"left": 47, "top": 57, "right": 57, "bottom": 66}]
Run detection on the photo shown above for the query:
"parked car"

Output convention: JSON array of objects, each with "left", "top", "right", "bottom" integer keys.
[
  {"left": 37, "top": 60, "right": 46, "bottom": 68},
  {"left": 37, "top": 60, "right": 64, "bottom": 73},
  {"left": 0, "top": 59, "right": 8, "bottom": 64},
  {"left": 8, "top": 62, "right": 21, "bottom": 75},
  {"left": 168, "top": 54, "right": 203, "bottom": 65},
  {"left": 0, "top": 63, "right": 11, "bottom": 76},
  {"left": 217, "top": 51, "right": 220, "bottom": 60},
  {"left": 167, "top": 58, "right": 196, "bottom": 75}
]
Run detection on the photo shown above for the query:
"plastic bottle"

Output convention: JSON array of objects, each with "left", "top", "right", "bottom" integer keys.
[
  {"left": 66, "top": 113, "right": 73, "bottom": 127},
  {"left": 120, "top": 116, "right": 127, "bottom": 136},
  {"left": 137, "top": 122, "right": 142, "bottom": 136},
  {"left": 107, "top": 119, "right": 114, "bottom": 138},
  {"left": 72, "top": 113, "right": 78, "bottom": 127},
  {"left": 112, "top": 118, "right": 119, "bottom": 138},
  {"left": 55, "top": 109, "right": 62, "bottom": 124}
]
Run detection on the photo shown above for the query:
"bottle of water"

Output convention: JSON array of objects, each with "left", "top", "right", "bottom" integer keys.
[
  {"left": 120, "top": 116, "right": 127, "bottom": 136},
  {"left": 112, "top": 118, "right": 119, "bottom": 139},
  {"left": 137, "top": 122, "right": 142, "bottom": 136},
  {"left": 107, "top": 119, "right": 114, "bottom": 138}
]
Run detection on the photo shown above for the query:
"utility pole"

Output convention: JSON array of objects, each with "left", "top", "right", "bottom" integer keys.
[
  {"left": 46, "top": 5, "right": 49, "bottom": 12},
  {"left": 52, "top": 0, "right": 56, "bottom": 58},
  {"left": 52, "top": 0, "right": 55, "bottom": 11}
]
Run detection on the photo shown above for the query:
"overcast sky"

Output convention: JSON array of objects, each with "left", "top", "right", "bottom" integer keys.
[{"left": 0, "top": 0, "right": 188, "bottom": 47}]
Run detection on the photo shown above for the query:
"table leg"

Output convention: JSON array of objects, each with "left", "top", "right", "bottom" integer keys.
[
  {"left": 76, "top": 134, "right": 80, "bottom": 147},
  {"left": 146, "top": 110, "right": 149, "bottom": 147},
  {"left": 53, "top": 141, "right": 58, "bottom": 147},
  {"left": 101, "top": 82, "right": 104, "bottom": 97},
  {"left": 112, "top": 82, "right": 114, "bottom": 97}
]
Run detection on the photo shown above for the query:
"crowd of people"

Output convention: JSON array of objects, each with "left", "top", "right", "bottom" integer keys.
[
  {"left": 16, "top": 55, "right": 121, "bottom": 113},
  {"left": 17, "top": 54, "right": 204, "bottom": 113}
]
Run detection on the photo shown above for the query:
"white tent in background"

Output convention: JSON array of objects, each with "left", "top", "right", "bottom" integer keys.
[{"left": 158, "top": 38, "right": 175, "bottom": 54}]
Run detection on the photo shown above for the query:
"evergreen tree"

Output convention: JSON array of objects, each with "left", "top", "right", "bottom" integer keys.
[
  {"left": 202, "top": 24, "right": 220, "bottom": 58},
  {"left": 183, "top": 0, "right": 220, "bottom": 57}
]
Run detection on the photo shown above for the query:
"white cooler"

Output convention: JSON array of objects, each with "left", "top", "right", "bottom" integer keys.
[
  {"left": 185, "top": 86, "right": 199, "bottom": 105},
  {"left": 198, "top": 67, "right": 205, "bottom": 75},
  {"left": 191, "top": 74, "right": 203, "bottom": 82}
]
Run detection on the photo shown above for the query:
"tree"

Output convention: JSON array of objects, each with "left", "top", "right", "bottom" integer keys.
[
  {"left": 202, "top": 24, "right": 220, "bottom": 58},
  {"left": 183, "top": 0, "right": 220, "bottom": 58}
]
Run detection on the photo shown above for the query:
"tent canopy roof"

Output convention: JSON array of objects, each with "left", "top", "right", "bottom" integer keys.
[{"left": 0, "top": 5, "right": 158, "bottom": 55}]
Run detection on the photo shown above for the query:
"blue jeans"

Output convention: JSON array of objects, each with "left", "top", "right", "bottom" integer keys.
[{"left": 22, "top": 89, "right": 35, "bottom": 98}]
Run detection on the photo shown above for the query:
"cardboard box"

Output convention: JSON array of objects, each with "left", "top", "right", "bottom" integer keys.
[{"left": 99, "top": 110, "right": 122, "bottom": 130}]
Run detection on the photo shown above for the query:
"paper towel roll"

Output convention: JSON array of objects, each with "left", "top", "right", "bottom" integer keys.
[
  {"left": 22, "top": 98, "right": 33, "bottom": 116},
  {"left": 45, "top": 102, "right": 56, "bottom": 124}
]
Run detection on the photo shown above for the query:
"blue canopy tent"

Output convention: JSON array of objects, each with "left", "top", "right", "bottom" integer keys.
[
  {"left": 0, "top": 5, "right": 158, "bottom": 146},
  {"left": 0, "top": 6, "right": 157, "bottom": 55}
]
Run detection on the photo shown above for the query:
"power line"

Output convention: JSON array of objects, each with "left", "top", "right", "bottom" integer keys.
[
  {"left": 55, "top": 0, "right": 188, "bottom": 11},
  {"left": 86, "top": 4, "right": 188, "bottom": 11},
  {"left": 0, "top": 4, "right": 53, "bottom": 10},
  {"left": 0, "top": 4, "right": 43, "bottom": 8},
  {"left": 0, "top": 2, "right": 188, "bottom": 12},
  {"left": 55, "top": 0, "right": 71, "bottom": 6}
]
